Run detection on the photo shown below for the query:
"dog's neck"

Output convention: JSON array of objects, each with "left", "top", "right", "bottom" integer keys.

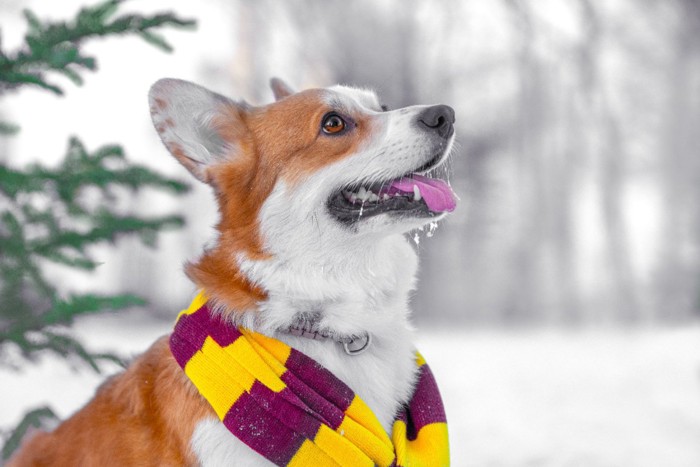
[
  {"left": 187, "top": 232, "right": 420, "bottom": 431},
  {"left": 188, "top": 233, "right": 420, "bottom": 430},
  {"left": 233, "top": 233, "right": 418, "bottom": 338}
]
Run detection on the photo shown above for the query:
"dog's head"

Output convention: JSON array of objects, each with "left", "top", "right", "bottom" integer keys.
[{"left": 149, "top": 78, "right": 456, "bottom": 261}]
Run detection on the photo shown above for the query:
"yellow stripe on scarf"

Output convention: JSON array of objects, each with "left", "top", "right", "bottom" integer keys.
[
  {"left": 178, "top": 292, "right": 208, "bottom": 319},
  {"left": 184, "top": 336, "right": 287, "bottom": 418},
  {"left": 392, "top": 420, "right": 450, "bottom": 466}
]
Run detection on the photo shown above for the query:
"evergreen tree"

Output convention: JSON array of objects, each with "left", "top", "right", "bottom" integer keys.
[{"left": 0, "top": 1, "right": 195, "bottom": 459}]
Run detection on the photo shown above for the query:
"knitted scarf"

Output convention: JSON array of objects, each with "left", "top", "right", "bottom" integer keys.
[{"left": 169, "top": 294, "right": 450, "bottom": 466}]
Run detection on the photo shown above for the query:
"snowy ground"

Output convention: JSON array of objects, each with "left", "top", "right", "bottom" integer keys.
[
  {"left": 2, "top": 314, "right": 699, "bottom": 466},
  {"left": 418, "top": 327, "right": 700, "bottom": 467}
]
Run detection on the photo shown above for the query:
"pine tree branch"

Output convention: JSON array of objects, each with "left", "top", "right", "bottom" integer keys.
[
  {"left": 1, "top": 406, "right": 58, "bottom": 461},
  {"left": 0, "top": 0, "right": 196, "bottom": 95},
  {"left": 0, "top": 121, "right": 20, "bottom": 135},
  {"left": 0, "top": 138, "right": 189, "bottom": 200},
  {"left": 46, "top": 293, "right": 147, "bottom": 327},
  {"left": 0, "top": 137, "right": 189, "bottom": 371},
  {"left": 0, "top": 294, "right": 140, "bottom": 369}
]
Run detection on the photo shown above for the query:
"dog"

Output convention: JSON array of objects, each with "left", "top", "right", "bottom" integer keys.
[{"left": 9, "top": 78, "right": 456, "bottom": 466}]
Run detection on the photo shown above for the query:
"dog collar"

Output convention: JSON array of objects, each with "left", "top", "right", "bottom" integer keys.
[{"left": 284, "top": 319, "right": 372, "bottom": 356}]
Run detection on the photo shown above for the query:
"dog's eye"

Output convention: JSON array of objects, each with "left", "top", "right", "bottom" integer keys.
[
  {"left": 381, "top": 105, "right": 389, "bottom": 112},
  {"left": 322, "top": 113, "right": 346, "bottom": 134}
]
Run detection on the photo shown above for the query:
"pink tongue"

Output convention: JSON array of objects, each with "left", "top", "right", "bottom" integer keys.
[{"left": 388, "top": 174, "right": 457, "bottom": 212}]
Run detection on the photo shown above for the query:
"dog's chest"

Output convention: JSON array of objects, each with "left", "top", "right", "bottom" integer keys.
[{"left": 190, "top": 334, "right": 417, "bottom": 466}]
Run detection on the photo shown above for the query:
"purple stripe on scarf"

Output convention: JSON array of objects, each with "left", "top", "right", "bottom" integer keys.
[
  {"left": 280, "top": 367, "right": 347, "bottom": 430},
  {"left": 223, "top": 383, "right": 310, "bottom": 466},
  {"left": 170, "top": 306, "right": 208, "bottom": 367},
  {"left": 170, "top": 305, "right": 239, "bottom": 367},
  {"left": 260, "top": 385, "right": 323, "bottom": 439},
  {"left": 191, "top": 305, "right": 239, "bottom": 347},
  {"left": 285, "top": 349, "right": 355, "bottom": 416},
  {"left": 401, "top": 363, "right": 447, "bottom": 440}
]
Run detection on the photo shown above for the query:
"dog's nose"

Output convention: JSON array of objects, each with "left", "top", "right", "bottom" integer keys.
[{"left": 417, "top": 105, "right": 455, "bottom": 139}]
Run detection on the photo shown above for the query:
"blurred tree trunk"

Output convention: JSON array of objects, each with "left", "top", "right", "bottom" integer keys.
[
  {"left": 234, "top": 0, "right": 272, "bottom": 101},
  {"left": 580, "top": 0, "right": 641, "bottom": 322},
  {"left": 501, "top": 0, "right": 582, "bottom": 324},
  {"left": 655, "top": 0, "right": 700, "bottom": 320},
  {"left": 502, "top": 0, "right": 542, "bottom": 322}
]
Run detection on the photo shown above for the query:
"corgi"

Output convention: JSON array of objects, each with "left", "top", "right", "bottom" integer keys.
[{"left": 8, "top": 77, "right": 456, "bottom": 466}]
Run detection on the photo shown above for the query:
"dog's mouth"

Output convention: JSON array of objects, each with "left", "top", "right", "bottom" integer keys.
[{"left": 328, "top": 171, "right": 457, "bottom": 223}]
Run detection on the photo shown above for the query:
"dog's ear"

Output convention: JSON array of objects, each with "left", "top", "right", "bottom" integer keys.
[
  {"left": 270, "top": 77, "right": 295, "bottom": 101},
  {"left": 149, "top": 78, "right": 247, "bottom": 184}
]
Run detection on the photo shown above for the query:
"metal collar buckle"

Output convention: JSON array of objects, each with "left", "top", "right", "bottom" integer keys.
[{"left": 343, "top": 332, "right": 371, "bottom": 356}]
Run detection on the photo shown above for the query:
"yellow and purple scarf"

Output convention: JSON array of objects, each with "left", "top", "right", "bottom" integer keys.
[{"left": 169, "top": 294, "right": 449, "bottom": 466}]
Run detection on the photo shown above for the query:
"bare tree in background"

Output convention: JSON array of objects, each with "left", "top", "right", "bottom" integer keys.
[
  {"left": 655, "top": 0, "right": 700, "bottom": 320},
  {"left": 579, "top": 0, "right": 641, "bottom": 322}
]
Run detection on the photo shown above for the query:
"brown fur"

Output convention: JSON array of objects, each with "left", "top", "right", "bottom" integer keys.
[{"left": 8, "top": 338, "right": 213, "bottom": 466}]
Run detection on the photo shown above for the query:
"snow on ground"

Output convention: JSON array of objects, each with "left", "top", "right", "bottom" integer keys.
[
  {"left": 2, "top": 314, "right": 699, "bottom": 467},
  {"left": 418, "top": 326, "right": 700, "bottom": 467}
]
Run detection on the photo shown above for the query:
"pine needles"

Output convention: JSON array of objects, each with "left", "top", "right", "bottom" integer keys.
[{"left": 0, "top": 0, "right": 195, "bottom": 95}]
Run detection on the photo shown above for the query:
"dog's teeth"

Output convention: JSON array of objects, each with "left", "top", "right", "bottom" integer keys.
[
  {"left": 346, "top": 186, "right": 394, "bottom": 204},
  {"left": 413, "top": 185, "right": 422, "bottom": 201},
  {"left": 356, "top": 187, "right": 374, "bottom": 202}
]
